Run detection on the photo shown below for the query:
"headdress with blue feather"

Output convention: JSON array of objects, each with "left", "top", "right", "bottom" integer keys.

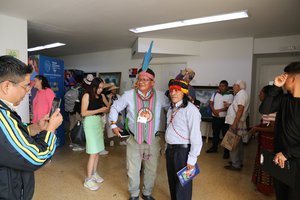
[{"left": 141, "top": 41, "right": 153, "bottom": 71}]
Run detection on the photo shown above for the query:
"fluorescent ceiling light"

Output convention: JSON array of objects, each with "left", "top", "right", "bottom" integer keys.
[
  {"left": 28, "top": 42, "right": 66, "bottom": 52},
  {"left": 129, "top": 10, "right": 248, "bottom": 33}
]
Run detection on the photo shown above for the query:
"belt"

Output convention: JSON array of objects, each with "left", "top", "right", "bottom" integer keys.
[
  {"left": 167, "top": 144, "right": 190, "bottom": 149},
  {"left": 212, "top": 116, "right": 225, "bottom": 119}
]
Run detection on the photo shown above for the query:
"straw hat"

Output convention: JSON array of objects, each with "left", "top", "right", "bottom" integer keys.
[
  {"left": 108, "top": 84, "right": 119, "bottom": 91},
  {"left": 83, "top": 74, "right": 94, "bottom": 85},
  {"left": 103, "top": 82, "right": 113, "bottom": 89}
]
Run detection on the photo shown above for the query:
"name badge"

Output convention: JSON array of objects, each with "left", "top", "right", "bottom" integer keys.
[
  {"left": 137, "top": 116, "right": 148, "bottom": 124},
  {"left": 137, "top": 108, "right": 153, "bottom": 124}
]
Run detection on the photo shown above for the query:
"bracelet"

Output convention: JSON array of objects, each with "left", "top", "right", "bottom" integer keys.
[{"left": 110, "top": 121, "right": 117, "bottom": 126}]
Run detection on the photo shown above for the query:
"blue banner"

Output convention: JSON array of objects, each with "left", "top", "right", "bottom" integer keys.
[{"left": 38, "top": 55, "right": 65, "bottom": 147}]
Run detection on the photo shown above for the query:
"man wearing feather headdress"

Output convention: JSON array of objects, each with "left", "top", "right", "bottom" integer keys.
[{"left": 109, "top": 42, "right": 168, "bottom": 200}]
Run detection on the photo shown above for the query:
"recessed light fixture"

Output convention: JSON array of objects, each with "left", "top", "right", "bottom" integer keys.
[
  {"left": 129, "top": 10, "right": 248, "bottom": 33},
  {"left": 28, "top": 42, "right": 66, "bottom": 52}
]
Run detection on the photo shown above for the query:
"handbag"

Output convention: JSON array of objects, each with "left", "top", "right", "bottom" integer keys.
[
  {"left": 261, "top": 149, "right": 296, "bottom": 188},
  {"left": 221, "top": 130, "right": 241, "bottom": 151},
  {"left": 70, "top": 121, "right": 86, "bottom": 145}
]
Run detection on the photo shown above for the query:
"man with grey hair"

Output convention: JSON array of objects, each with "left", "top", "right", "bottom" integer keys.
[{"left": 224, "top": 80, "right": 250, "bottom": 171}]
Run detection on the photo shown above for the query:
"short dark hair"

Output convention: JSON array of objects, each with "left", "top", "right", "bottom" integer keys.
[
  {"left": 35, "top": 75, "right": 51, "bottom": 89},
  {"left": 0, "top": 55, "right": 32, "bottom": 83},
  {"left": 284, "top": 62, "right": 300, "bottom": 74},
  {"left": 219, "top": 80, "right": 229, "bottom": 87},
  {"left": 262, "top": 85, "right": 283, "bottom": 96},
  {"left": 261, "top": 85, "right": 273, "bottom": 94}
]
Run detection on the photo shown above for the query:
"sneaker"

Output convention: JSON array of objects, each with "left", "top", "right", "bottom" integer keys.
[
  {"left": 72, "top": 146, "right": 85, "bottom": 151},
  {"left": 84, "top": 179, "right": 100, "bottom": 191},
  {"left": 69, "top": 143, "right": 74, "bottom": 148},
  {"left": 119, "top": 141, "right": 127, "bottom": 146},
  {"left": 99, "top": 150, "right": 109, "bottom": 155},
  {"left": 92, "top": 172, "right": 104, "bottom": 183},
  {"left": 110, "top": 140, "right": 114, "bottom": 147}
]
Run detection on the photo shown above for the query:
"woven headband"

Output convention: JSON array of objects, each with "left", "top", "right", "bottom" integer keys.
[{"left": 168, "top": 79, "right": 188, "bottom": 94}]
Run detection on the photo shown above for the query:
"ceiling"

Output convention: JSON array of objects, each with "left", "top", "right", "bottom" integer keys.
[{"left": 1, "top": 0, "right": 300, "bottom": 57}]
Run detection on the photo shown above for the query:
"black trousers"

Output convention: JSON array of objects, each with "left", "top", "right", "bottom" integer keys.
[
  {"left": 211, "top": 117, "right": 229, "bottom": 148},
  {"left": 274, "top": 175, "right": 300, "bottom": 200},
  {"left": 211, "top": 117, "right": 230, "bottom": 157},
  {"left": 166, "top": 146, "right": 192, "bottom": 200}
]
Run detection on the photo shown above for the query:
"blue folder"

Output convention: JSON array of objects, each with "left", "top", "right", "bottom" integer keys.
[{"left": 177, "top": 163, "right": 200, "bottom": 186}]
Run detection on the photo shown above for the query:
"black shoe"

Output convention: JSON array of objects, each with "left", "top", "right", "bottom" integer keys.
[
  {"left": 128, "top": 197, "right": 139, "bottom": 200},
  {"left": 142, "top": 194, "right": 155, "bottom": 200},
  {"left": 222, "top": 153, "right": 229, "bottom": 159},
  {"left": 206, "top": 147, "right": 218, "bottom": 153},
  {"left": 224, "top": 165, "right": 241, "bottom": 171},
  {"left": 228, "top": 161, "right": 243, "bottom": 168}
]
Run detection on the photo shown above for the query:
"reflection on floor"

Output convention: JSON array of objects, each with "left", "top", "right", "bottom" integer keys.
[{"left": 33, "top": 136, "right": 275, "bottom": 200}]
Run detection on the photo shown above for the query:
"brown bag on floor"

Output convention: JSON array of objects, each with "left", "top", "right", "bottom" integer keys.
[{"left": 221, "top": 130, "right": 241, "bottom": 151}]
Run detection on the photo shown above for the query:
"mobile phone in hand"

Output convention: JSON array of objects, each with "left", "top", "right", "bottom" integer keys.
[
  {"left": 49, "top": 97, "right": 61, "bottom": 117},
  {"left": 117, "top": 122, "right": 130, "bottom": 138}
]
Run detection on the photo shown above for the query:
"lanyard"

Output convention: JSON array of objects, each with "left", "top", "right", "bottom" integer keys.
[{"left": 167, "top": 106, "right": 189, "bottom": 140}]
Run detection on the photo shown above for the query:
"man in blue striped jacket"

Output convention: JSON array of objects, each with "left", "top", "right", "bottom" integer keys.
[{"left": 0, "top": 55, "right": 62, "bottom": 200}]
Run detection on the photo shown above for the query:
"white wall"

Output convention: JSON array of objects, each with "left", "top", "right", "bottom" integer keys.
[
  {"left": 62, "top": 37, "right": 254, "bottom": 96},
  {"left": 61, "top": 35, "right": 300, "bottom": 128},
  {"left": 0, "top": 14, "right": 29, "bottom": 122},
  {"left": 135, "top": 37, "right": 202, "bottom": 56},
  {"left": 254, "top": 35, "right": 300, "bottom": 54}
]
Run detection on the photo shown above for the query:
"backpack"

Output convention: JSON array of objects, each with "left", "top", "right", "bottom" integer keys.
[
  {"left": 206, "top": 92, "right": 216, "bottom": 117},
  {"left": 64, "top": 87, "right": 79, "bottom": 112}
]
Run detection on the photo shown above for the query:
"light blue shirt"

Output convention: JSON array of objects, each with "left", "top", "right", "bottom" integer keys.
[
  {"left": 109, "top": 89, "right": 168, "bottom": 134},
  {"left": 165, "top": 101, "right": 203, "bottom": 165}
]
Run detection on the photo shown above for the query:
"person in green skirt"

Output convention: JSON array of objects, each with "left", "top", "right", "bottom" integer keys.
[{"left": 81, "top": 77, "right": 110, "bottom": 190}]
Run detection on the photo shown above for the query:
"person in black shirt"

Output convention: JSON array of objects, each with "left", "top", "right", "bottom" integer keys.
[
  {"left": 259, "top": 62, "right": 300, "bottom": 200},
  {"left": 81, "top": 77, "right": 110, "bottom": 190}
]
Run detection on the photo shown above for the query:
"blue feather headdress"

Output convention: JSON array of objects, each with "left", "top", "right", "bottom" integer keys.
[{"left": 141, "top": 41, "right": 153, "bottom": 71}]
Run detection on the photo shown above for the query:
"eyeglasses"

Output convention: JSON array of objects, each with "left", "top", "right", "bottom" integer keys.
[
  {"left": 9, "top": 80, "right": 32, "bottom": 92},
  {"left": 138, "top": 78, "right": 151, "bottom": 83}
]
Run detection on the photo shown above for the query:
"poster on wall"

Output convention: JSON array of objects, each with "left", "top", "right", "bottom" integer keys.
[
  {"left": 64, "top": 69, "right": 85, "bottom": 90},
  {"left": 29, "top": 55, "right": 65, "bottom": 147},
  {"left": 39, "top": 55, "right": 64, "bottom": 98},
  {"left": 98, "top": 72, "right": 121, "bottom": 93}
]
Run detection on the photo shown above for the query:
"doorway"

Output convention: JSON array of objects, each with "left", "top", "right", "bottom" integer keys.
[{"left": 251, "top": 53, "right": 300, "bottom": 126}]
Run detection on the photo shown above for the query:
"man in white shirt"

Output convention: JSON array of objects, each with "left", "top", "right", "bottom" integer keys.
[
  {"left": 109, "top": 68, "right": 167, "bottom": 200},
  {"left": 165, "top": 79, "right": 202, "bottom": 200},
  {"left": 206, "top": 80, "right": 233, "bottom": 159},
  {"left": 224, "top": 80, "right": 250, "bottom": 171}
]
